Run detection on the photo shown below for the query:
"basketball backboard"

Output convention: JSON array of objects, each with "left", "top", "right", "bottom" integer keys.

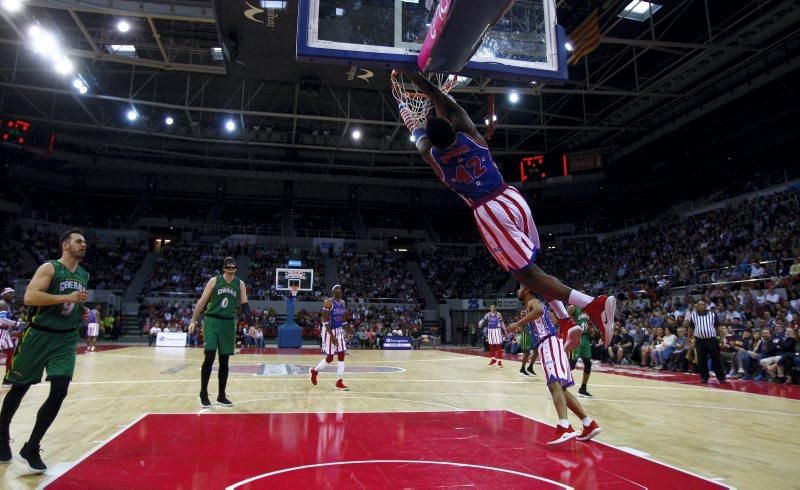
[
  {"left": 275, "top": 268, "right": 314, "bottom": 291},
  {"left": 297, "top": 0, "right": 568, "bottom": 82}
]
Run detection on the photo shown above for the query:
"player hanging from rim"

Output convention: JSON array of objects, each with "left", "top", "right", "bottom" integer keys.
[
  {"left": 0, "top": 287, "right": 26, "bottom": 378},
  {"left": 395, "top": 70, "right": 615, "bottom": 350},
  {"left": 309, "top": 285, "right": 349, "bottom": 391},
  {"left": 508, "top": 285, "right": 602, "bottom": 445},
  {"left": 189, "top": 257, "right": 253, "bottom": 409},
  {"left": 478, "top": 304, "right": 506, "bottom": 367},
  {"left": 85, "top": 304, "right": 101, "bottom": 352},
  {"left": 567, "top": 305, "right": 594, "bottom": 398},
  {"left": 0, "top": 229, "right": 90, "bottom": 473}
]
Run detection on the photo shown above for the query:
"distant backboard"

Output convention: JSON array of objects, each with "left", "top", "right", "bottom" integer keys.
[
  {"left": 275, "top": 268, "right": 314, "bottom": 292},
  {"left": 297, "top": 0, "right": 568, "bottom": 81}
]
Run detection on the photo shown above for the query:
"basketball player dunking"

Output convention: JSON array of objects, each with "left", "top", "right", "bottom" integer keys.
[
  {"left": 398, "top": 70, "right": 615, "bottom": 349},
  {"left": 310, "top": 285, "right": 350, "bottom": 391},
  {"left": 508, "top": 285, "right": 602, "bottom": 445},
  {"left": 189, "top": 257, "right": 252, "bottom": 408},
  {"left": 85, "top": 304, "right": 101, "bottom": 352},
  {"left": 478, "top": 304, "right": 505, "bottom": 367}
]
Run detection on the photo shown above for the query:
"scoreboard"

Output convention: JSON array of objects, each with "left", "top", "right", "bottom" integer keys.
[{"left": 0, "top": 117, "right": 55, "bottom": 153}]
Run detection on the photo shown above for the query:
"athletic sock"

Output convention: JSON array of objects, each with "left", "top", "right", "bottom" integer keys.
[
  {"left": 581, "top": 417, "right": 593, "bottom": 427},
  {"left": 558, "top": 419, "right": 570, "bottom": 428},
  {"left": 337, "top": 361, "right": 344, "bottom": 379},
  {"left": 315, "top": 358, "right": 329, "bottom": 372},
  {"left": 568, "top": 290, "right": 594, "bottom": 308},
  {"left": 549, "top": 300, "right": 570, "bottom": 320}
]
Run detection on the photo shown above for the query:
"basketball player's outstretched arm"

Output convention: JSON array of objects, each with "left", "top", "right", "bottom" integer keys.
[
  {"left": 189, "top": 277, "right": 217, "bottom": 332},
  {"left": 508, "top": 300, "right": 543, "bottom": 333},
  {"left": 404, "top": 71, "right": 482, "bottom": 141}
]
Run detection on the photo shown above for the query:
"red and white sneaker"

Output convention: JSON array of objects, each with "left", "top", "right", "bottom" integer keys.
[
  {"left": 498, "top": 360, "right": 504, "bottom": 368},
  {"left": 547, "top": 425, "right": 577, "bottom": 446},
  {"left": 576, "top": 421, "right": 602, "bottom": 442},
  {"left": 584, "top": 295, "right": 616, "bottom": 348},
  {"left": 488, "top": 359, "right": 497, "bottom": 366},
  {"left": 335, "top": 379, "right": 349, "bottom": 391},
  {"left": 309, "top": 368, "right": 318, "bottom": 386}
]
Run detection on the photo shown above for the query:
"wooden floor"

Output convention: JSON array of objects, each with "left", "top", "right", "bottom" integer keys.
[{"left": 1, "top": 346, "right": 799, "bottom": 488}]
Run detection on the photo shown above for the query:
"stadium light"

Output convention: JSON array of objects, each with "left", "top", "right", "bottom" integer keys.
[
  {"left": 2, "top": 0, "right": 22, "bottom": 13},
  {"left": 484, "top": 118, "right": 489, "bottom": 125},
  {"left": 165, "top": 116, "right": 174, "bottom": 126},
  {"left": 116, "top": 20, "right": 130, "bottom": 33},
  {"left": 410, "top": 134, "right": 416, "bottom": 142},
  {"left": 225, "top": 119, "right": 236, "bottom": 132},
  {"left": 351, "top": 129, "right": 361, "bottom": 140},
  {"left": 78, "top": 84, "right": 88, "bottom": 94},
  {"left": 565, "top": 41, "right": 573, "bottom": 52},
  {"left": 508, "top": 92, "right": 520, "bottom": 104},
  {"left": 126, "top": 109, "right": 138, "bottom": 121},
  {"left": 29, "top": 26, "right": 57, "bottom": 56},
  {"left": 53, "top": 55, "right": 73, "bottom": 75}
]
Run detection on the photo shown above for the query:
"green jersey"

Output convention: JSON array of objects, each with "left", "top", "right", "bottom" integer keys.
[
  {"left": 572, "top": 307, "right": 592, "bottom": 346},
  {"left": 205, "top": 274, "right": 241, "bottom": 319},
  {"left": 32, "top": 260, "right": 89, "bottom": 332}
]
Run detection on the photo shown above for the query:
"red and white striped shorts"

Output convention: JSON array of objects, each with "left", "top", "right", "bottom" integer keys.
[
  {"left": 473, "top": 185, "right": 540, "bottom": 272},
  {"left": 538, "top": 336, "right": 574, "bottom": 389},
  {"left": 321, "top": 327, "right": 347, "bottom": 355},
  {"left": 487, "top": 327, "right": 504, "bottom": 345}
]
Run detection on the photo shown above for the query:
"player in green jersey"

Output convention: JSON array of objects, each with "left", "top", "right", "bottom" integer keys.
[
  {"left": 567, "top": 305, "right": 594, "bottom": 398},
  {"left": 189, "top": 257, "right": 252, "bottom": 408},
  {"left": 0, "top": 229, "right": 89, "bottom": 473}
]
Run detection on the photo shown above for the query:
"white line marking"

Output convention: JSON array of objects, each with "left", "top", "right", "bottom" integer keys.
[
  {"left": 224, "top": 460, "right": 572, "bottom": 489},
  {"left": 505, "top": 409, "right": 735, "bottom": 489}
]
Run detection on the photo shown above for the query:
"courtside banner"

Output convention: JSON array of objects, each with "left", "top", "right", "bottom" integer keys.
[
  {"left": 156, "top": 332, "right": 187, "bottom": 347},
  {"left": 383, "top": 336, "right": 412, "bottom": 350}
]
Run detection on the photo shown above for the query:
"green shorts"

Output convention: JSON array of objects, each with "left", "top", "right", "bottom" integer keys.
[
  {"left": 519, "top": 330, "right": 532, "bottom": 352},
  {"left": 571, "top": 338, "right": 592, "bottom": 360},
  {"left": 203, "top": 317, "right": 236, "bottom": 355},
  {"left": 5, "top": 327, "right": 78, "bottom": 385}
]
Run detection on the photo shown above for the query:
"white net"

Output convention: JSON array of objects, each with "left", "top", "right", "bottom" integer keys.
[{"left": 391, "top": 70, "right": 461, "bottom": 130}]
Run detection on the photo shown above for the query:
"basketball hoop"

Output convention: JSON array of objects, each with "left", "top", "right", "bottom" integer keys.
[
  {"left": 391, "top": 70, "right": 460, "bottom": 129},
  {"left": 289, "top": 284, "right": 299, "bottom": 297}
]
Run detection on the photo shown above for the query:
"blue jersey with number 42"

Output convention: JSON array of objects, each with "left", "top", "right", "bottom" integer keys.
[{"left": 429, "top": 132, "right": 504, "bottom": 207}]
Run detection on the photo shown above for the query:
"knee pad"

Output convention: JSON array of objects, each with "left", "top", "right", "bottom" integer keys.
[
  {"left": 326, "top": 354, "right": 334, "bottom": 363},
  {"left": 49, "top": 378, "right": 70, "bottom": 401},
  {"left": 337, "top": 352, "right": 345, "bottom": 362}
]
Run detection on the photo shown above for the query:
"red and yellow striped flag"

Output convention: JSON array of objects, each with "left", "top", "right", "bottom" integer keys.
[{"left": 568, "top": 9, "right": 601, "bottom": 65}]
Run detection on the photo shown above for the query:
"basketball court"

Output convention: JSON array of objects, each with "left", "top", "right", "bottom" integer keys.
[{"left": 0, "top": 346, "right": 797, "bottom": 488}]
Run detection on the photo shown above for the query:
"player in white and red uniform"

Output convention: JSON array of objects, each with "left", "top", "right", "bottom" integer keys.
[
  {"left": 508, "top": 285, "right": 602, "bottom": 446},
  {"left": 398, "top": 70, "right": 616, "bottom": 350},
  {"left": 478, "top": 304, "right": 506, "bottom": 367},
  {"left": 85, "top": 305, "right": 101, "bottom": 352},
  {"left": 309, "top": 285, "right": 349, "bottom": 391}
]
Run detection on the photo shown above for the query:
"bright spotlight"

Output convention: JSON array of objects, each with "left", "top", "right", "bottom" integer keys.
[
  {"left": 29, "top": 27, "right": 57, "bottom": 55},
  {"left": 72, "top": 78, "right": 83, "bottom": 89},
  {"left": 351, "top": 129, "right": 361, "bottom": 140},
  {"left": 2, "top": 0, "right": 23, "bottom": 13},
  {"left": 53, "top": 56, "right": 73, "bottom": 75},
  {"left": 126, "top": 109, "right": 138, "bottom": 121},
  {"left": 410, "top": 134, "right": 416, "bottom": 142},
  {"left": 78, "top": 85, "right": 88, "bottom": 94},
  {"left": 225, "top": 119, "right": 236, "bottom": 132},
  {"left": 117, "top": 20, "right": 130, "bottom": 33},
  {"left": 508, "top": 92, "right": 519, "bottom": 104},
  {"left": 165, "top": 116, "right": 174, "bottom": 126},
  {"left": 565, "top": 42, "right": 573, "bottom": 52},
  {"left": 484, "top": 118, "right": 489, "bottom": 125},
  {"left": 492, "top": 114, "right": 498, "bottom": 122}
]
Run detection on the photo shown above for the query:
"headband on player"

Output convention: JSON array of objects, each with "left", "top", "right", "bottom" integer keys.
[
  {"left": 1, "top": 287, "right": 13, "bottom": 296},
  {"left": 331, "top": 284, "right": 342, "bottom": 293}
]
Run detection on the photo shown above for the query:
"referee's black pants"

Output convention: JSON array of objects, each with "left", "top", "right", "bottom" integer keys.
[{"left": 695, "top": 337, "right": 725, "bottom": 382}]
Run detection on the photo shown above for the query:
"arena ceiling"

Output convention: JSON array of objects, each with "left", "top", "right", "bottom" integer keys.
[{"left": 0, "top": 0, "right": 798, "bottom": 180}]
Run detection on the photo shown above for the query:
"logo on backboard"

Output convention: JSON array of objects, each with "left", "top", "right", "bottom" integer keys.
[
  {"left": 346, "top": 66, "right": 374, "bottom": 83},
  {"left": 243, "top": 1, "right": 279, "bottom": 28}
]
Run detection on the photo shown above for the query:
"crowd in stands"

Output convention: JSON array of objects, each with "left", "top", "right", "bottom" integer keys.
[
  {"left": 292, "top": 207, "right": 355, "bottom": 237},
  {"left": 419, "top": 245, "right": 508, "bottom": 299},
  {"left": 336, "top": 250, "right": 421, "bottom": 302}
]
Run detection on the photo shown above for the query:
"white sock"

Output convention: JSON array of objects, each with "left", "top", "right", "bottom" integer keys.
[
  {"left": 315, "top": 359, "right": 328, "bottom": 372},
  {"left": 581, "top": 417, "right": 593, "bottom": 427},
  {"left": 568, "top": 290, "right": 594, "bottom": 308},
  {"left": 549, "top": 300, "right": 570, "bottom": 320},
  {"left": 558, "top": 419, "right": 570, "bottom": 428},
  {"left": 337, "top": 361, "right": 345, "bottom": 378}
]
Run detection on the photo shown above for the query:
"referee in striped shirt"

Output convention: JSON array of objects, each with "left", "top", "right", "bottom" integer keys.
[{"left": 687, "top": 300, "right": 726, "bottom": 384}]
